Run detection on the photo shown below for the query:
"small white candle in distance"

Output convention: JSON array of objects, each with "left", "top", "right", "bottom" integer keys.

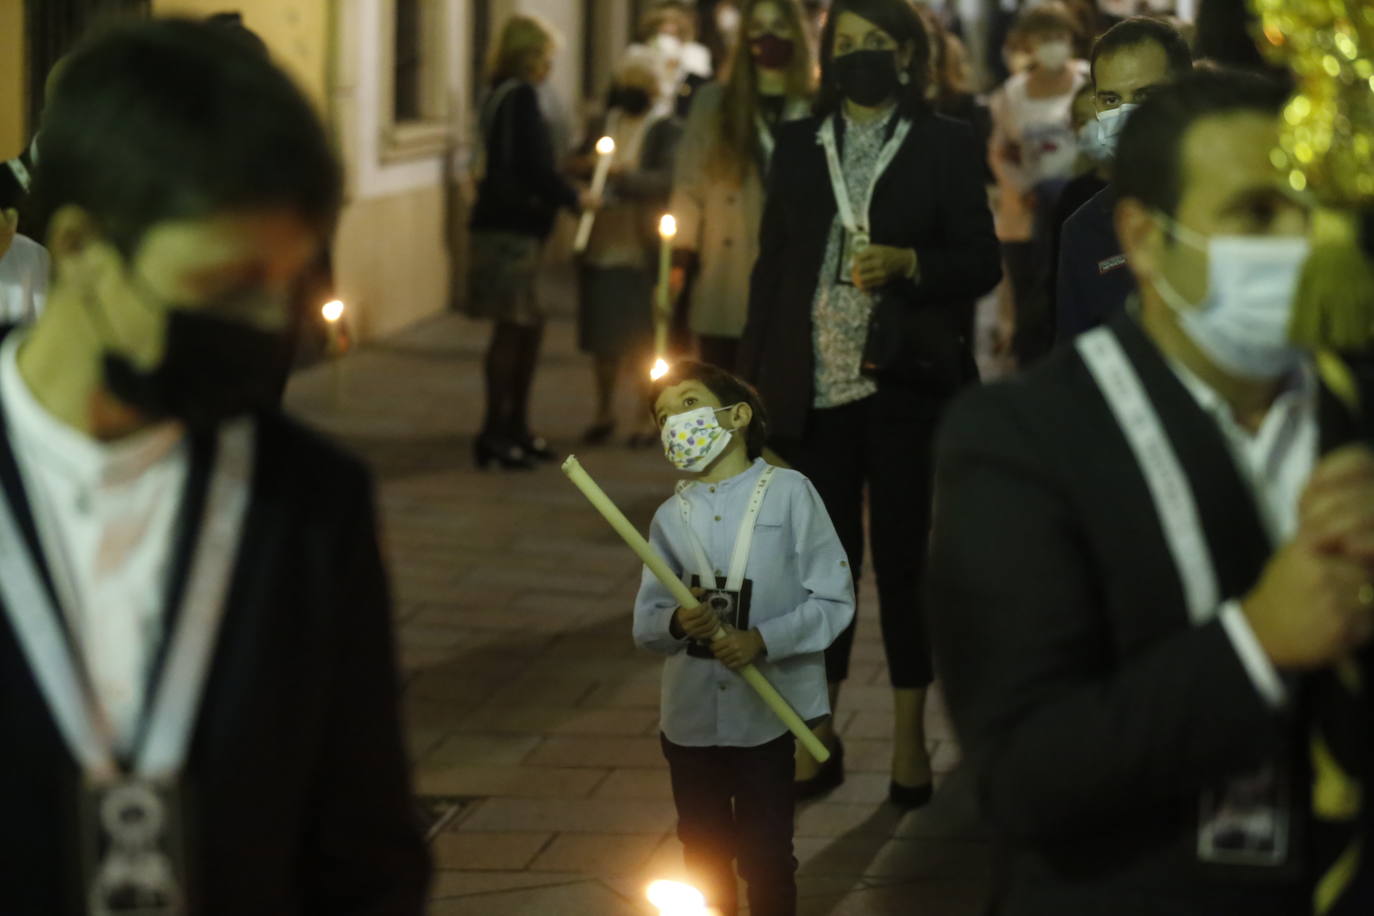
[
  {"left": 654, "top": 214, "right": 678, "bottom": 359},
  {"left": 573, "top": 136, "right": 616, "bottom": 253}
]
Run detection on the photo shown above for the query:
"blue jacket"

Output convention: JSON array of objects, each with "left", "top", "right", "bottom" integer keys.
[{"left": 1055, "top": 186, "right": 1137, "bottom": 343}]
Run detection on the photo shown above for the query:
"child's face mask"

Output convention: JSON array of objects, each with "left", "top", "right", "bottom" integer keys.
[{"left": 661, "top": 404, "right": 740, "bottom": 472}]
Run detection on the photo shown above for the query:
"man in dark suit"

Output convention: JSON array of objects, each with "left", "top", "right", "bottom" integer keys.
[
  {"left": 930, "top": 69, "right": 1374, "bottom": 914},
  {"left": 0, "top": 19, "right": 429, "bottom": 914},
  {"left": 1054, "top": 17, "right": 1193, "bottom": 344}
]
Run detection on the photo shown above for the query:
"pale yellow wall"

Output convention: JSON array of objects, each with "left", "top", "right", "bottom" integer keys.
[
  {"left": 0, "top": 0, "right": 26, "bottom": 158},
  {"left": 151, "top": 0, "right": 330, "bottom": 111},
  {"left": 333, "top": 185, "right": 452, "bottom": 339}
]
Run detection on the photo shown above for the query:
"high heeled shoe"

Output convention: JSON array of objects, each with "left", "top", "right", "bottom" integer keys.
[
  {"left": 515, "top": 433, "right": 557, "bottom": 462},
  {"left": 794, "top": 737, "right": 845, "bottom": 800},
  {"left": 888, "top": 780, "right": 934, "bottom": 810},
  {"left": 474, "top": 435, "right": 536, "bottom": 471}
]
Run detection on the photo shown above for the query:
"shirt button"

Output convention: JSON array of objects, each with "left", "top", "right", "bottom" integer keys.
[
  {"left": 709, "top": 486, "right": 716, "bottom": 493},
  {"left": 718, "top": 683, "right": 728, "bottom": 691},
  {"left": 714, "top": 515, "right": 722, "bottom": 522}
]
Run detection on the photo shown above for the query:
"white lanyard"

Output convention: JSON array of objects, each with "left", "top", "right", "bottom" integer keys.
[
  {"left": 1076, "top": 328, "right": 1220, "bottom": 622},
  {"left": 676, "top": 465, "right": 776, "bottom": 593},
  {"left": 0, "top": 422, "right": 255, "bottom": 781},
  {"left": 817, "top": 113, "right": 912, "bottom": 245}
]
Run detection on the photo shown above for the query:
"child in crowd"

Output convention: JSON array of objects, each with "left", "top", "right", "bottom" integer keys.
[{"left": 634, "top": 361, "right": 855, "bottom": 916}]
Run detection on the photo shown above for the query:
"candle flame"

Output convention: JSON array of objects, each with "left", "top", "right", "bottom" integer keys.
[
  {"left": 646, "top": 880, "right": 706, "bottom": 914},
  {"left": 596, "top": 136, "right": 616, "bottom": 155},
  {"left": 659, "top": 213, "right": 677, "bottom": 240},
  {"left": 650, "top": 358, "right": 670, "bottom": 381},
  {"left": 322, "top": 299, "right": 345, "bottom": 322}
]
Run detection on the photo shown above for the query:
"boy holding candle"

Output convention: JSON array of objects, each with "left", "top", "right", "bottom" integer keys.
[{"left": 635, "top": 361, "right": 855, "bottom": 916}]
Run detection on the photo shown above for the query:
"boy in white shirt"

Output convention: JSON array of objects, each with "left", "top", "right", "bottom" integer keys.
[{"left": 635, "top": 361, "right": 855, "bottom": 916}]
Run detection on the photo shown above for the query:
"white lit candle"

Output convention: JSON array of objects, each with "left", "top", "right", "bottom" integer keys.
[
  {"left": 573, "top": 135, "right": 616, "bottom": 253},
  {"left": 322, "top": 299, "right": 346, "bottom": 404},
  {"left": 654, "top": 213, "right": 677, "bottom": 363},
  {"left": 647, "top": 880, "right": 708, "bottom": 914}
]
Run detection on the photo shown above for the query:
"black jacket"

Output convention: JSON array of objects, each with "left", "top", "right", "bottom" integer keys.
[
  {"left": 929, "top": 312, "right": 1374, "bottom": 915},
  {"left": 0, "top": 361, "right": 431, "bottom": 914},
  {"left": 739, "top": 109, "right": 1001, "bottom": 441},
  {"left": 1055, "top": 186, "right": 1136, "bottom": 343},
  {"left": 471, "top": 81, "right": 580, "bottom": 240}
]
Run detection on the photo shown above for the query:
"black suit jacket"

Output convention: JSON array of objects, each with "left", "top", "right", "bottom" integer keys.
[
  {"left": 929, "top": 313, "right": 1374, "bottom": 915},
  {"left": 739, "top": 109, "right": 1002, "bottom": 441},
  {"left": 0, "top": 366, "right": 430, "bottom": 913}
]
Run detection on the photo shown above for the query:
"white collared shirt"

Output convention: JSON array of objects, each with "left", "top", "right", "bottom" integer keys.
[
  {"left": 634, "top": 459, "right": 856, "bottom": 747},
  {"left": 1169, "top": 359, "right": 1319, "bottom": 708},
  {"left": 0, "top": 331, "right": 188, "bottom": 752}
]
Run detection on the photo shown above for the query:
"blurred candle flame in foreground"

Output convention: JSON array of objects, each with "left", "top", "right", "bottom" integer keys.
[
  {"left": 322, "top": 299, "right": 345, "bottom": 323},
  {"left": 650, "top": 358, "right": 670, "bottom": 381},
  {"left": 646, "top": 880, "right": 707, "bottom": 914},
  {"left": 659, "top": 213, "right": 677, "bottom": 240},
  {"left": 595, "top": 135, "right": 616, "bottom": 156}
]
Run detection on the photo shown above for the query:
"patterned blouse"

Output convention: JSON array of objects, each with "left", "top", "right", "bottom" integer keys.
[{"left": 810, "top": 111, "right": 893, "bottom": 410}]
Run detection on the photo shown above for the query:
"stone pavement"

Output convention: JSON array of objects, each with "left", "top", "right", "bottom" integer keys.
[{"left": 284, "top": 277, "right": 994, "bottom": 915}]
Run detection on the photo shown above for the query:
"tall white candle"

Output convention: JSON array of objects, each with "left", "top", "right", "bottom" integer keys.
[
  {"left": 654, "top": 214, "right": 677, "bottom": 360},
  {"left": 573, "top": 135, "right": 616, "bottom": 253}
]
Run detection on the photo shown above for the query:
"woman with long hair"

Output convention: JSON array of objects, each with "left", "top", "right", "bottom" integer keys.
[
  {"left": 740, "top": 0, "right": 1001, "bottom": 804},
  {"left": 670, "top": 0, "right": 816, "bottom": 371},
  {"left": 467, "top": 14, "right": 589, "bottom": 470}
]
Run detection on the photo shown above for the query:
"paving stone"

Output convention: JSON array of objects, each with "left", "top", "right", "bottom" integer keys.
[
  {"left": 428, "top": 870, "right": 588, "bottom": 900},
  {"left": 425, "top": 733, "right": 543, "bottom": 768},
  {"left": 592, "top": 768, "right": 674, "bottom": 801},
  {"left": 456, "top": 706, "right": 660, "bottom": 737},
  {"left": 458, "top": 797, "right": 678, "bottom": 834},
  {"left": 430, "top": 831, "right": 552, "bottom": 870},
  {"left": 417, "top": 766, "right": 608, "bottom": 799},
  {"left": 794, "top": 802, "right": 910, "bottom": 839},
  {"left": 528, "top": 833, "right": 662, "bottom": 875},
  {"left": 526, "top": 736, "right": 666, "bottom": 769},
  {"left": 425, "top": 880, "right": 649, "bottom": 915}
]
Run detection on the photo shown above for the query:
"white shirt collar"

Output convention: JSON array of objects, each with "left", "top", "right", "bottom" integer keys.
[{"left": 0, "top": 330, "right": 186, "bottom": 489}]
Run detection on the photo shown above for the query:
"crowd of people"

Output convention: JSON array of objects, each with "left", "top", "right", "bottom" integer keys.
[{"left": 1, "top": 0, "right": 1372, "bottom": 914}]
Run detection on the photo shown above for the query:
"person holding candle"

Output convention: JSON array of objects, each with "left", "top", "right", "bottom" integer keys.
[
  {"left": 468, "top": 13, "right": 592, "bottom": 470},
  {"left": 636, "top": 360, "right": 855, "bottom": 916},
  {"left": 571, "top": 49, "right": 683, "bottom": 447},
  {"left": 739, "top": 0, "right": 1001, "bottom": 804},
  {"left": 669, "top": 0, "right": 815, "bottom": 372}
]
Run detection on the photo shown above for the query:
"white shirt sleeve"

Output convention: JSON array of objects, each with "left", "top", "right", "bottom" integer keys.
[{"left": 1218, "top": 599, "right": 1286, "bottom": 709}]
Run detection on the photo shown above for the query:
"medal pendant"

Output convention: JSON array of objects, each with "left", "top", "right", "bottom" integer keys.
[{"left": 82, "top": 778, "right": 188, "bottom": 916}]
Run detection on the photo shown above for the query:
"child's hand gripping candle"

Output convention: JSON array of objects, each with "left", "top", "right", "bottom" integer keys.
[{"left": 567, "top": 359, "right": 856, "bottom": 916}]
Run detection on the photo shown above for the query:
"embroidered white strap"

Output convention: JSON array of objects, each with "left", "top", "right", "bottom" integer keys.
[
  {"left": 0, "top": 420, "right": 256, "bottom": 780},
  {"left": 1076, "top": 328, "right": 1220, "bottom": 622},
  {"left": 817, "top": 114, "right": 912, "bottom": 240}
]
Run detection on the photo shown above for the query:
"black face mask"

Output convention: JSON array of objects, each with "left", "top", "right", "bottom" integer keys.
[
  {"left": 93, "top": 281, "right": 294, "bottom": 431},
  {"left": 609, "top": 86, "right": 653, "bottom": 116},
  {"left": 832, "top": 49, "right": 901, "bottom": 108}
]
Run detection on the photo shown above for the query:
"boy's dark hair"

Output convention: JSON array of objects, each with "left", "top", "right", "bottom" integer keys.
[
  {"left": 1010, "top": 2, "right": 1081, "bottom": 42},
  {"left": 815, "top": 0, "right": 932, "bottom": 120},
  {"left": 29, "top": 17, "right": 341, "bottom": 258},
  {"left": 650, "top": 361, "right": 771, "bottom": 460},
  {"left": 1090, "top": 17, "right": 1193, "bottom": 85},
  {"left": 1114, "top": 68, "right": 1287, "bottom": 219}
]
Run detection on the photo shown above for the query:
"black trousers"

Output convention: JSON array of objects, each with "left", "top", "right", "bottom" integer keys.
[
  {"left": 698, "top": 335, "right": 741, "bottom": 374},
  {"left": 661, "top": 733, "right": 797, "bottom": 916},
  {"left": 775, "top": 387, "right": 940, "bottom": 688}
]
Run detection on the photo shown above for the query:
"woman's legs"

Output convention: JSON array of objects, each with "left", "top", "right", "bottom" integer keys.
[
  {"left": 591, "top": 355, "right": 619, "bottom": 428},
  {"left": 866, "top": 388, "right": 941, "bottom": 788},
  {"left": 508, "top": 320, "right": 545, "bottom": 440},
  {"left": 481, "top": 320, "right": 524, "bottom": 440}
]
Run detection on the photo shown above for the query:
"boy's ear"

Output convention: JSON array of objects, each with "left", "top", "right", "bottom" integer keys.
[{"left": 731, "top": 402, "right": 753, "bottom": 430}]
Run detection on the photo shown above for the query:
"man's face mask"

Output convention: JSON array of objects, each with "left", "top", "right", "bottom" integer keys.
[{"left": 89, "top": 267, "right": 293, "bottom": 431}]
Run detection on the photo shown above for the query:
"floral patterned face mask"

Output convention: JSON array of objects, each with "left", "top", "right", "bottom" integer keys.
[{"left": 661, "top": 404, "right": 739, "bottom": 472}]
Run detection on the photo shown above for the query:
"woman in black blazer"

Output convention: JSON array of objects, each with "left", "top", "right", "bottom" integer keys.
[{"left": 739, "top": 0, "right": 1001, "bottom": 806}]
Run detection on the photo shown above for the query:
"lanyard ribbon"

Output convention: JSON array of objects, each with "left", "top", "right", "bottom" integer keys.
[
  {"left": 676, "top": 465, "right": 776, "bottom": 593},
  {"left": 817, "top": 113, "right": 912, "bottom": 243},
  {"left": 0, "top": 421, "right": 255, "bottom": 782}
]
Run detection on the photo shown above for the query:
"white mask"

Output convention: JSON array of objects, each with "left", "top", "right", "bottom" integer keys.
[
  {"left": 1034, "top": 40, "right": 1072, "bottom": 71},
  {"left": 1152, "top": 214, "right": 1311, "bottom": 380},
  {"left": 1077, "top": 120, "right": 1112, "bottom": 164},
  {"left": 662, "top": 405, "right": 739, "bottom": 472},
  {"left": 1094, "top": 102, "right": 1139, "bottom": 157}
]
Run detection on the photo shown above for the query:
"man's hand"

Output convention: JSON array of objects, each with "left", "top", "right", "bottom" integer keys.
[
  {"left": 711, "top": 627, "right": 765, "bottom": 670},
  {"left": 852, "top": 245, "right": 916, "bottom": 291},
  {"left": 0, "top": 209, "right": 17, "bottom": 262},
  {"left": 672, "top": 590, "right": 719, "bottom": 642},
  {"left": 669, "top": 265, "right": 687, "bottom": 299},
  {"left": 1299, "top": 444, "right": 1374, "bottom": 564},
  {"left": 1242, "top": 535, "right": 1374, "bottom": 670}
]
